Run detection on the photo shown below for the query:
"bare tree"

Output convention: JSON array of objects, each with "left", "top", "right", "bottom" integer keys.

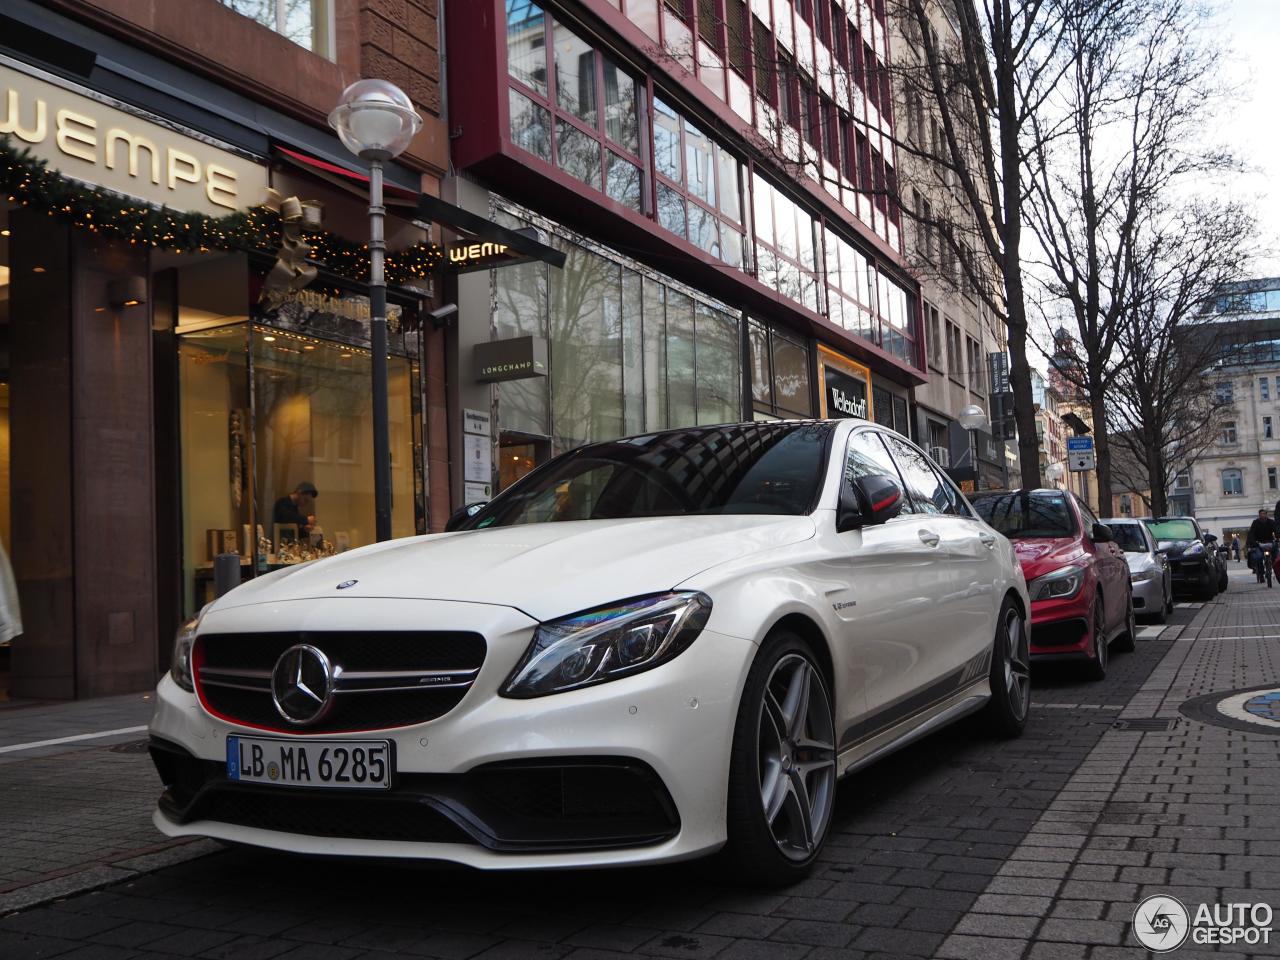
[
  {"left": 1024, "top": 0, "right": 1233, "bottom": 509},
  {"left": 1107, "top": 201, "right": 1254, "bottom": 517}
]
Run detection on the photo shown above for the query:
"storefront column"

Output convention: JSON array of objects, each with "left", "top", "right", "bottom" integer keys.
[
  {"left": 9, "top": 209, "right": 75, "bottom": 699},
  {"left": 10, "top": 215, "right": 157, "bottom": 699},
  {"left": 443, "top": 177, "right": 496, "bottom": 513}
]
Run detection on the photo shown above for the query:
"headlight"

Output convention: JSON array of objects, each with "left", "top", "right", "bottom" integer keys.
[
  {"left": 502, "top": 592, "right": 712, "bottom": 698},
  {"left": 1029, "top": 565, "right": 1085, "bottom": 602},
  {"left": 169, "top": 603, "right": 210, "bottom": 692},
  {"left": 170, "top": 618, "right": 198, "bottom": 692},
  {"left": 1130, "top": 568, "right": 1158, "bottom": 582},
  {"left": 1184, "top": 542, "right": 1205, "bottom": 556}
]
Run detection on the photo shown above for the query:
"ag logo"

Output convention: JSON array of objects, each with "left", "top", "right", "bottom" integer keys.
[
  {"left": 336, "top": 580, "right": 358, "bottom": 590},
  {"left": 1133, "top": 895, "right": 1190, "bottom": 952}
]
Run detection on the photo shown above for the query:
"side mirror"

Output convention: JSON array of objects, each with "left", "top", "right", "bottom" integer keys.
[
  {"left": 837, "top": 474, "right": 904, "bottom": 532},
  {"left": 1204, "top": 533, "right": 1218, "bottom": 544},
  {"left": 445, "top": 502, "right": 486, "bottom": 532},
  {"left": 1092, "top": 522, "right": 1114, "bottom": 543}
]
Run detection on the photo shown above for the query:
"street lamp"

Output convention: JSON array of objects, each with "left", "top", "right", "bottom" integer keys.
[
  {"left": 329, "top": 80, "right": 422, "bottom": 542},
  {"left": 1046, "top": 462, "right": 1065, "bottom": 488},
  {"left": 954, "top": 404, "right": 988, "bottom": 486}
]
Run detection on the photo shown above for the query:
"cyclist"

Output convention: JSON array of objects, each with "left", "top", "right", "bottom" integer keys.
[{"left": 1247, "top": 508, "right": 1278, "bottom": 582}]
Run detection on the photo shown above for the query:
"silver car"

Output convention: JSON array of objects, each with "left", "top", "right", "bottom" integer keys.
[{"left": 1102, "top": 518, "right": 1173, "bottom": 623}]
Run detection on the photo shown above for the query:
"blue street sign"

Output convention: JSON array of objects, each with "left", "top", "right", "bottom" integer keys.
[{"left": 1066, "top": 436, "right": 1094, "bottom": 452}]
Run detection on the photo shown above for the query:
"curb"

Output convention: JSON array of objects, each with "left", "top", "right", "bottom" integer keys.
[{"left": 0, "top": 839, "right": 222, "bottom": 916}]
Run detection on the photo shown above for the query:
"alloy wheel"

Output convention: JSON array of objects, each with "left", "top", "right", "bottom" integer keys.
[
  {"left": 757, "top": 654, "right": 836, "bottom": 861},
  {"left": 1094, "top": 600, "right": 1108, "bottom": 671},
  {"left": 1002, "top": 607, "right": 1031, "bottom": 722}
]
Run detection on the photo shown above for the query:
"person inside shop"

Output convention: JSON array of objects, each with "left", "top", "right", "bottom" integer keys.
[
  {"left": 274, "top": 481, "right": 318, "bottom": 540},
  {"left": 1246, "top": 508, "right": 1277, "bottom": 578},
  {"left": 1233, "top": 534, "right": 1242, "bottom": 562}
]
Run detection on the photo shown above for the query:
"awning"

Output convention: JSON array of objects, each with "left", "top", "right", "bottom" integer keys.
[{"left": 272, "top": 145, "right": 420, "bottom": 205}]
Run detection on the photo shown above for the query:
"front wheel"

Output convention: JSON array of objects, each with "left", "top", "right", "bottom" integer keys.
[
  {"left": 983, "top": 597, "right": 1030, "bottom": 738},
  {"left": 724, "top": 632, "right": 837, "bottom": 886},
  {"left": 1085, "top": 596, "right": 1108, "bottom": 681}
]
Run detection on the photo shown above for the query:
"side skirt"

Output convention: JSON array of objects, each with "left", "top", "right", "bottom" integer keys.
[{"left": 836, "top": 682, "right": 990, "bottom": 779}]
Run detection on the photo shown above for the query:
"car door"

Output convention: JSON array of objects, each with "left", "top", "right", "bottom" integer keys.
[
  {"left": 878, "top": 432, "right": 1000, "bottom": 683},
  {"left": 831, "top": 428, "right": 966, "bottom": 736},
  {"left": 1077, "top": 497, "right": 1126, "bottom": 630}
]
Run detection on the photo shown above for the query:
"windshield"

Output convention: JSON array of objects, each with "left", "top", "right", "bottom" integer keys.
[
  {"left": 1106, "top": 523, "right": 1148, "bottom": 553},
  {"left": 1145, "top": 519, "right": 1198, "bottom": 542},
  {"left": 970, "top": 491, "right": 1076, "bottom": 539},
  {"left": 463, "top": 422, "right": 834, "bottom": 529}
]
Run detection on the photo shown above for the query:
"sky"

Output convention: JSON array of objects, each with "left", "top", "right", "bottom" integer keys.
[{"left": 1217, "top": 0, "right": 1280, "bottom": 275}]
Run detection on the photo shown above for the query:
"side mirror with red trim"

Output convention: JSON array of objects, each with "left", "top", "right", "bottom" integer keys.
[{"left": 837, "top": 474, "right": 904, "bottom": 532}]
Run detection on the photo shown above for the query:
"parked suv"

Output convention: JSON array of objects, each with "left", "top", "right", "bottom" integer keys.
[
  {"left": 971, "top": 489, "right": 1134, "bottom": 680},
  {"left": 1141, "top": 516, "right": 1225, "bottom": 600}
]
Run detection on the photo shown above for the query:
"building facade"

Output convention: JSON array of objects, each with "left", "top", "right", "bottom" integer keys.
[
  {"left": 1, "top": 0, "right": 449, "bottom": 698},
  {"left": 1188, "top": 278, "right": 1280, "bottom": 541},
  {"left": 442, "top": 0, "right": 926, "bottom": 502},
  {"left": 1030, "top": 369, "right": 1066, "bottom": 489},
  {"left": 891, "top": 0, "right": 1008, "bottom": 493}
]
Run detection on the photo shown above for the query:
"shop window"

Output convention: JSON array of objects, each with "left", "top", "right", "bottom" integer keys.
[
  {"left": 505, "top": 6, "right": 644, "bottom": 209},
  {"left": 216, "top": 0, "right": 333, "bottom": 59},
  {"left": 653, "top": 95, "right": 747, "bottom": 267},
  {"left": 749, "top": 319, "right": 813, "bottom": 420}
]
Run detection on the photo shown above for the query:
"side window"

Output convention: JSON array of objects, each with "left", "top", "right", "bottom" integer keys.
[
  {"left": 844, "top": 429, "right": 916, "bottom": 514},
  {"left": 1076, "top": 496, "right": 1100, "bottom": 535},
  {"left": 929, "top": 463, "right": 974, "bottom": 517},
  {"left": 880, "top": 433, "right": 946, "bottom": 515}
]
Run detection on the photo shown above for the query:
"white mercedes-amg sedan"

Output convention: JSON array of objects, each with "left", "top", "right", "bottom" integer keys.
[{"left": 149, "top": 419, "right": 1030, "bottom": 883}]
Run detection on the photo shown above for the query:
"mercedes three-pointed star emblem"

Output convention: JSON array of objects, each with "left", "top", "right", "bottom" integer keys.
[{"left": 271, "top": 644, "right": 336, "bottom": 726}]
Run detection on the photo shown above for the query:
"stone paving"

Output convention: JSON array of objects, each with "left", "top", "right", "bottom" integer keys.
[{"left": 0, "top": 579, "right": 1277, "bottom": 958}]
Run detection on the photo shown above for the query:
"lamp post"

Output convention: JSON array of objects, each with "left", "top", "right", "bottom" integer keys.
[
  {"left": 1045, "top": 461, "right": 1065, "bottom": 489},
  {"left": 329, "top": 80, "right": 422, "bottom": 541},
  {"left": 957, "top": 404, "right": 988, "bottom": 488}
]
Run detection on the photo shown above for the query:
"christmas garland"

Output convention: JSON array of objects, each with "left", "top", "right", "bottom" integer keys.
[{"left": 0, "top": 136, "right": 443, "bottom": 285}]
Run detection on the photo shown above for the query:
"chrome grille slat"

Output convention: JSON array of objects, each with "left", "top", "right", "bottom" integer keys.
[{"left": 194, "top": 631, "right": 487, "bottom": 733}]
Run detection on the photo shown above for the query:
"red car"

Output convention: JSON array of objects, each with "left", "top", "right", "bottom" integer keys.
[{"left": 970, "top": 489, "right": 1134, "bottom": 679}]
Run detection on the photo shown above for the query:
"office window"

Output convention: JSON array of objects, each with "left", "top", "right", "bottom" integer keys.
[
  {"left": 830, "top": 2, "right": 848, "bottom": 66},
  {"left": 505, "top": 9, "right": 644, "bottom": 209},
  {"left": 966, "top": 336, "right": 983, "bottom": 393},
  {"left": 1222, "top": 421, "right": 1237, "bottom": 444},
  {"left": 217, "top": 0, "right": 333, "bottom": 58},
  {"left": 1222, "top": 468, "right": 1243, "bottom": 496},
  {"left": 1266, "top": 415, "right": 1274, "bottom": 440},
  {"left": 925, "top": 302, "right": 942, "bottom": 369},
  {"left": 697, "top": 0, "right": 724, "bottom": 54},
  {"left": 753, "top": 173, "right": 823, "bottom": 314},
  {"left": 1216, "top": 381, "right": 1234, "bottom": 404},
  {"left": 653, "top": 95, "right": 747, "bottom": 267},
  {"left": 753, "top": 17, "right": 776, "bottom": 104},
  {"left": 1269, "top": 466, "right": 1278, "bottom": 490},
  {"left": 725, "top": 0, "right": 749, "bottom": 75},
  {"left": 1263, "top": 376, "right": 1271, "bottom": 401},
  {"left": 946, "top": 321, "right": 961, "bottom": 377}
]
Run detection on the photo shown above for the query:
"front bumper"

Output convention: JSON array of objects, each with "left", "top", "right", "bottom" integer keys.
[
  {"left": 148, "top": 598, "right": 757, "bottom": 869},
  {"left": 1130, "top": 574, "right": 1163, "bottom": 612},
  {"left": 1028, "top": 592, "right": 1093, "bottom": 660},
  {"left": 1168, "top": 558, "right": 1211, "bottom": 592}
]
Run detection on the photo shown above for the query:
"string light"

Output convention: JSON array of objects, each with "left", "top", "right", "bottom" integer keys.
[{"left": 0, "top": 136, "right": 445, "bottom": 284}]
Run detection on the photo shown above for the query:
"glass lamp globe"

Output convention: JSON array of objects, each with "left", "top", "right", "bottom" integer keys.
[
  {"left": 328, "top": 79, "right": 422, "bottom": 160},
  {"left": 958, "top": 404, "right": 988, "bottom": 431},
  {"left": 1045, "top": 463, "right": 1064, "bottom": 482}
]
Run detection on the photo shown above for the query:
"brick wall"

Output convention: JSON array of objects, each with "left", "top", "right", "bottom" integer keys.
[{"left": 360, "top": 0, "right": 441, "bottom": 118}]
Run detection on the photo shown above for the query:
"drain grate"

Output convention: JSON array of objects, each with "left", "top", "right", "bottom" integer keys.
[{"left": 1112, "top": 718, "right": 1178, "bottom": 732}]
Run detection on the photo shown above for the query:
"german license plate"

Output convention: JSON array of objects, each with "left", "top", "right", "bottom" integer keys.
[{"left": 226, "top": 736, "right": 391, "bottom": 789}]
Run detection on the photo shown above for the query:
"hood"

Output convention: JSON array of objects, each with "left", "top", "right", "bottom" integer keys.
[
  {"left": 1156, "top": 539, "right": 1204, "bottom": 559},
  {"left": 1011, "top": 537, "right": 1086, "bottom": 582},
  {"left": 211, "top": 514, "right": 816, "bottom": 622},
  {"left": 1124, "top": 551, "right": 1159, "bottom": 575}
]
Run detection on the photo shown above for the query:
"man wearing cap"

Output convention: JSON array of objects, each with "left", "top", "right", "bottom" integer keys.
[{"left": 273, "top": 481, "right": 318, "bottom": 538}]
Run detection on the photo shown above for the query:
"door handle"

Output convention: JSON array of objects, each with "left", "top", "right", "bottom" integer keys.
[
  {"left": 980, "top": 533, "right": 997, "bottom": 549},
  {"left": 918, "top": 529, "right": 940, "bottom": 547}
]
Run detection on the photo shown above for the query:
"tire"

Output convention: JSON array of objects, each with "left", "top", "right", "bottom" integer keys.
[
  {"left": 1199, "top": 571, "right": 1217, "bottom": 601},
  {"left": 1085, "top": 595, "right": 1108, "bottom": 681},
  {"left": 724, "top": 631, "right": 837, "bottom": 886},
  {"left": 1219, "top": 567, "right": 1229, "bottom": 592},
  {"left": 983, "top": 596, "right": 1030, "bottom": 738},
  {"left": 1114, "top": 588, "right": 1137, "bottom": 653},
  {"left": 1164, "top": 585, "right": 1174, "bottom": 616}
]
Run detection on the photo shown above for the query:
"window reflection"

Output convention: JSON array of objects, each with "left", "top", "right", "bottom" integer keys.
[
  {"left": 556, "top": 120, "right": 603, "bottom": 189},
  {"left": 509, "top": 89, "right": 551, "bottom": 162},
  {"left": 554, "top": 20, "right": 598, "bottom": 124},
  {"left": 506, "top": 0, "right": 547, "bottom": 94}
]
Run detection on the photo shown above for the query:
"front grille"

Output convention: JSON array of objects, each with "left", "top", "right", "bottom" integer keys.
[
  {"left": 184, "top": 785, "right": 474, "bottom": 844},
  {"left": 1032, "top": 618, "right": 1088, "bottom": 648},
  {"left": 195, "top": 631, "right": 486, "bottom": 733}
]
